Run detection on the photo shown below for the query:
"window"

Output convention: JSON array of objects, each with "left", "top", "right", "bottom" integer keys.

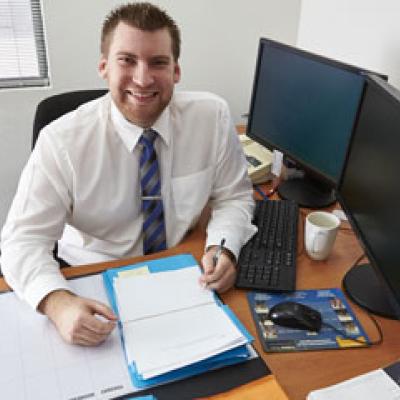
[{"left": 0, "top": 0, "right": 49, "bottom": 88}]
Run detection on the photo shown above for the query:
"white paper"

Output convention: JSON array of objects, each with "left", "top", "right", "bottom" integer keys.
[
  {"left": 307, "top": 369, "right": 400, "bottom": 400},
  {"left": 115, "top": 266, "right": 214, "bottom": 322},
  {"left": 0, "top": 275, "right": 135, "bottom": 400},
  {"left": 124, "top": 303, "right": 246, "bottom": 378},
  {"left": 115, "top": 266, "right": 248, "bottom": 380}
]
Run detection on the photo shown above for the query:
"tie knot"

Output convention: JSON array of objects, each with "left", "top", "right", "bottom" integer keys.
[{"left": 140, "top": 129, "right": 158, "bottom": 146}]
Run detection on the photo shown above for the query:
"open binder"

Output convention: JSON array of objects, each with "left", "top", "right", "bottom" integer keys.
[{"left": 102, "top": 253, "right": 254, "bottom": 389}]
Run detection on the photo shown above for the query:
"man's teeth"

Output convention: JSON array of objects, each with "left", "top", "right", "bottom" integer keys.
[{"left": 130, "top": 92, "right": 156, "bottom": 98}]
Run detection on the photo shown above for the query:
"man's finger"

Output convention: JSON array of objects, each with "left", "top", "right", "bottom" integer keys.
[
  {"left": 201, "top": 254, "right": 215, "bottom": 275},
  {"left": 204, "top": 266, "right": 230, "bottom": 287},
  {"left": 204, "top": 254, "right": 231, "bottom": 281},
  {"left": 73, "top": 331, "right": 108, "bottom": 346},
  {"left": 81, "top": 313, "right": 116, "bottom": 335},
  {"left": 206, "top": 273, "right": 229, "bottom": 291},
  {"left": 88, "top": 299, "right": 118, "bottom": 321},
  {"left": 205, "top": 261, "right": 237, "bottom": 292},
  {"left": 73, "top": 323, "right": 111, "bottom": 345}
]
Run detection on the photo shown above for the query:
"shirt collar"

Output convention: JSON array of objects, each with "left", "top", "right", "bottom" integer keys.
[{"left": 110, "top": 99, "right": 171, "bottom": 152}]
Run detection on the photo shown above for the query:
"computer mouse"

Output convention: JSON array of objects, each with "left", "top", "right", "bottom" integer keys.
[{"left": 268, "top": 301, "right": 322, "bottom": 332}]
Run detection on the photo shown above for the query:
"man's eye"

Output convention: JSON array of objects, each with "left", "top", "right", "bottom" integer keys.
[
  {"left": 152, "top": 59, "right": 170, "bottom": 67},
  {"left": 118, "top": 57, "right": 135, "bottom": 65}
]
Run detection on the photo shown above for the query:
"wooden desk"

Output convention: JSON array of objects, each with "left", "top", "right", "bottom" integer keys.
[{"left": 1, "top": 205, "right": 399, "bottom": 399}]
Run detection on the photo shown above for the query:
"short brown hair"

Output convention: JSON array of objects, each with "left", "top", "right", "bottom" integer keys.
[{"left": 101, "top": 2, "right": 181, "bottom": 61}]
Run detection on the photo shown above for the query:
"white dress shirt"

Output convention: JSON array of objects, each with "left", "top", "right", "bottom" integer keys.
[{"left": 1, "top": 91, "right": 256, "bottom": 309}]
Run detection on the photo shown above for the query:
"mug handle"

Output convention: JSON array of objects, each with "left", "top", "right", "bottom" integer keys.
[{"left": 312, "top": 231, "right": 326, "bottom": 253}]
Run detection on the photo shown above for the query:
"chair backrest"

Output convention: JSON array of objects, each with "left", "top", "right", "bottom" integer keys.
[{"left": 32, "top": 89, "right": 108, "bottom": 150}]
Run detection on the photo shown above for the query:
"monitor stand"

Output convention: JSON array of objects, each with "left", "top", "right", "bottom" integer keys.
[
  {"left": 343, "top": 263, "right": 399, "bottom": 319},
  {"left": 277, "top": 175, "right": 336, "bottom": 208}
]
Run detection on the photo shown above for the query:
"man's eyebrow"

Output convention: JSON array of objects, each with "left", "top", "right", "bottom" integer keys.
[
  {"left": 115, "top": 51, "right": 137, "bottom": 57},
  {"left": 115, "top": 52, "right": 171, "bottom": 60}
]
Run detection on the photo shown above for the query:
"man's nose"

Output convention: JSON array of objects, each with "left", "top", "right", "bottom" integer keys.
[{"left": 132, "top": 62, "right": 154, "bottom": 87}]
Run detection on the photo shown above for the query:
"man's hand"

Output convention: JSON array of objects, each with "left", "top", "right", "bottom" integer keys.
[
  {"left": 38, "top": 289, "right": 117, "bottom": 346},
  {"left": 200, "top": 247, "right": 237, "bottom": 293}
]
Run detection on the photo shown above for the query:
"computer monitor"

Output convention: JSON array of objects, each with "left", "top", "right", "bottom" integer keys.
[
  {"left": 247, "top": 38, "right": 387, "bottom": 208},
  {"left": 337, "top": 75, "right": 400, "bottom": 319}
]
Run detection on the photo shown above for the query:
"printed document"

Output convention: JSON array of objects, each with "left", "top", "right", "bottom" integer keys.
[{"left": 0, "top": 275, "right": 134, "bottom": 400}]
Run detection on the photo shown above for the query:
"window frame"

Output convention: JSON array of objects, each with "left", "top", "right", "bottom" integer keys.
[{"left": 0, "top": 0, "right": 49, "bottom": 89}]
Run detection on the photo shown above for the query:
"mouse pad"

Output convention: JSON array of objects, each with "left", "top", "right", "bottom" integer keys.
[{"left": 247, "top": 288, "right": 369, "bottom": 352}]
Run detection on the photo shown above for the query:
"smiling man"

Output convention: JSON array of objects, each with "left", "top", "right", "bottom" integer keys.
[{"left": 1, "top": 2, "right": 256, "bottom": 346}]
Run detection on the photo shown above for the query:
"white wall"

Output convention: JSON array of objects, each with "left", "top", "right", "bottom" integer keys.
[
  {"left": 297, "top": 0, "right": 400, "bottom": 88},
  {"left": 0, "top": 0, "right": 301, "bottom": 229}
]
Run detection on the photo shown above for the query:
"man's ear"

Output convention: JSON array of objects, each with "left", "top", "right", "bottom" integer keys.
[
  {"left": 174, "top": 63, "right": 181, "bottom": 84},
  {"left": 98, "top": 57, "right": 108, "bottom": 80}
]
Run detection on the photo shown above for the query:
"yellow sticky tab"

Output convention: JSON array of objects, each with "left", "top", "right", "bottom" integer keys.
[{"left": 118, "top": 266, "right": 150, "bottom": 278}]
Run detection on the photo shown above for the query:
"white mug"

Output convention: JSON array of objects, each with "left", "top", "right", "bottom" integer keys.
[{"left": 305, "top": 211, "right": 340, "bottom": 261}]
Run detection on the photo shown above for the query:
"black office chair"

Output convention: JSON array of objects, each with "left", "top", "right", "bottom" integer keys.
[
  {"left": 32, "top": 89, "right": 108, "bottom": 150},
  {"left": 31, "top": 89, "right": 108, "bottom": 266}
]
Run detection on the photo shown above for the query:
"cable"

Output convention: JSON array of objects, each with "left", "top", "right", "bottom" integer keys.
[
  {"left": 365, "top": 312, "right": 384, "bottom": 345},
  {"left": 326, "top": 252, "right": 384, "bottom": 346},
  {"left": 351, "top": 253, "right": 366, "bottom": 268}
]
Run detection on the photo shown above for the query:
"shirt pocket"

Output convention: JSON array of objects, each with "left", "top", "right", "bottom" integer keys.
[{"left": 171, "top": 166, "right": 213, "bottom": 223}]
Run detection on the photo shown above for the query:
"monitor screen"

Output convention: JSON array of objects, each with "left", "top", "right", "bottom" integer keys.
[
  {"left": 247, "top": 38, "right": 386, "bottom": 208},
  {"left": 337, "top": 75, "right": 400, "bottom": 319}
]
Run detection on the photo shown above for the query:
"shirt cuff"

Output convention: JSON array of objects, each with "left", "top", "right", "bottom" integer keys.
[
  {"left": 206, "top": 231, "right": 244, "bottom": 261},
  {"left": 23, "top": 271, "right": 72, "bottom": 311}
]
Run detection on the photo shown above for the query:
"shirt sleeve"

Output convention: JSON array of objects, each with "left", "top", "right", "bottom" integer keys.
[
  {"left": 205, "top": 101, "right": 257, "bottom": 259},
  {"left": 1, "top": 129, "right": 73, "bottom": 309}
]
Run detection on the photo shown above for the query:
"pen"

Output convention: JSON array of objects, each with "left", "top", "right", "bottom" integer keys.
[
  {"left": 202, "top": 238, "right": 225, "bottom": 290},
  {"left": 213, "top": 238, "right": 226, "bottom": 268}
]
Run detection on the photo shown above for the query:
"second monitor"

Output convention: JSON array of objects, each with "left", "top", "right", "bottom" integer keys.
[{"left": 247, "top": 38, "right": 387, "bottom": 208}]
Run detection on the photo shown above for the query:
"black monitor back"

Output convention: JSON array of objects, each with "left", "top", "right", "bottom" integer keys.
[{"left": 337, "top": 75, "right": 400, "bottom": 318}]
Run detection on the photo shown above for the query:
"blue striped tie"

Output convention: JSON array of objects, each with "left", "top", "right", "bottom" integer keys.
[{"left": 139, "top": 129, "right": 167, "bottom": 254}]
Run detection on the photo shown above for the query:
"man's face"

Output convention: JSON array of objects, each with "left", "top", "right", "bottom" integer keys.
[{"left": 99, "top": 22, "right": 180, "bottom": 127}]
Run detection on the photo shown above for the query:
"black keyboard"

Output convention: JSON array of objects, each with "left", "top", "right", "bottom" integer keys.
[{"left": 236, "top": 199, "right": 299, "bottom": 292}]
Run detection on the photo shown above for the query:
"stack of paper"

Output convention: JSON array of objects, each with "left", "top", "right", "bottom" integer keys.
[{"left": 114, "top": 267, "right": 249, "bottom": 380}]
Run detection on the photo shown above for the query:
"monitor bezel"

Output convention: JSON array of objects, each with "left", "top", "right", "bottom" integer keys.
[
  {"left": 247, "top": 37, "right": 388, "bottom": 188},
  {"left": 336, "top": 75, "right": 400, "bottom": 318}
]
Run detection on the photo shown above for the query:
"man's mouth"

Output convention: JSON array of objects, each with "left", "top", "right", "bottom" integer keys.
[{"left": 125, "top": 90, "right": 158, "bottom": 101}]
